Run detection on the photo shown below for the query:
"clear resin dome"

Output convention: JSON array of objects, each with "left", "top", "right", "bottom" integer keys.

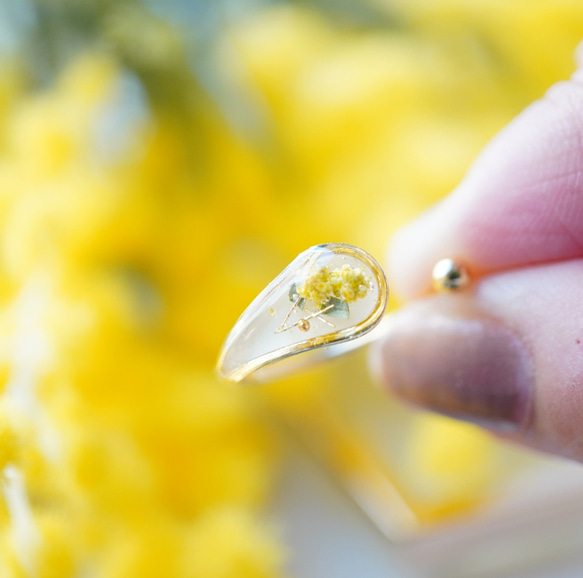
[{"left": 217, "top": 243, "right": 388, "bottom": 383}]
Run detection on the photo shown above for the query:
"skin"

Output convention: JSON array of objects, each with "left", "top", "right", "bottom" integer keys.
[{"left": 372, "top": 52, "right": 583, "bottom": 463}]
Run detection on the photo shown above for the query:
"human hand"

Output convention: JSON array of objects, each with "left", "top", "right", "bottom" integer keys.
[{"left": 371, "top": 55, "right": 583, "bottom": 462}]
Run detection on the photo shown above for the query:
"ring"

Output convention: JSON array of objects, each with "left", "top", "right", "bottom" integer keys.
[
  {"left": 216, "top": 244, "right": 470, "bottom": 384},
  {"left": 217, "top": 243, "right": 389, "bottom": 384}
]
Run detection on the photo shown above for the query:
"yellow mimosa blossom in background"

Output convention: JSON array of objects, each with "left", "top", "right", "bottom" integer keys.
[
  {"left": 0, "top": 51, "right": 282, "bottom": 577},
  {"left": 0, "top": 0, "right": 582, "bottom": 575}
]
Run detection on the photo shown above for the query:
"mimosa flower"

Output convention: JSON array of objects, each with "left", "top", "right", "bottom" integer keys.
[{"left": 296, "top": 265, "right": 372, "bottom": 307}]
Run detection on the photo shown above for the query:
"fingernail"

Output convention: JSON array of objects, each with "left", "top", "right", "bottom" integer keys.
[{"left": 373, "top": 305, "right": 533, "bottom": 431}]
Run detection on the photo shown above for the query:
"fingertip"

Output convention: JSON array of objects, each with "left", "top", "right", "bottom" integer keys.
[
  {"left": 387, "top": 71, "right": 583, "bottom": 299},
  {"left": 371, "top": 294, "right": 533, "bottom": 434},
  {"left": 387, "top": 199, "right": 459, "bottom": 300}
]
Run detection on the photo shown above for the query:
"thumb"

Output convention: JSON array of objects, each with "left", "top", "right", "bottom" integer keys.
[{"left": 372, "top": 260, "right": 583, "bottom": 460}]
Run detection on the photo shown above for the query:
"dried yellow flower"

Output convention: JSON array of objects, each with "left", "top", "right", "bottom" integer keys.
[{"left": 296, "top": 265, "right": 372, "bottom": 307}]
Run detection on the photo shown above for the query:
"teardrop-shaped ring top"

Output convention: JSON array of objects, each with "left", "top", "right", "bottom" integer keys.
[{"left": 217, "top": 243, "right": 388, "bottom": 384}]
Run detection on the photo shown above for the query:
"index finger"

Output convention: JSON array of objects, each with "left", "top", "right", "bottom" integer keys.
[{"left": 389, "top": 68, "right": 583, "bottom": 300}]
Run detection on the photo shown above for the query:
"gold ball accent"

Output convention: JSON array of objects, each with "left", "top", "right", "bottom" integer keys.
[
  {"left": 432, "top": 258, "right": 470, "bottom": 292},
  {"left": 297, "top": 319, "right": 310, "bottom": 332}
]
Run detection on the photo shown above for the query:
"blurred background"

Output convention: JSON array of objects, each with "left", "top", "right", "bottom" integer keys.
[{"left": 1, "top": 0, "right": 583, "bottom": 576}]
